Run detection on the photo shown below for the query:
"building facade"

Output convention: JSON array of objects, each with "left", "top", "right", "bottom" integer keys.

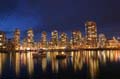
[
  {"left": 0, "top": 31, "right": 6, "bottom": 49},
  {"left": 85, "top": 21, "right": 97, "bottom": 48},
  {"left": 59, "top": 32, "right": 68, "bottom": 48},
  {"left": 51, "top": 30, "right": 58, "bottom": 46},
  {"left": 98, "top": 34, "right": 107, "bottom": 48},
  {"left": 14, "top": 28, "right": 20, "bottom": 50},
  {"left": 24, "top": 28, "right": 34, "bottom": 50},
  {"left": 40, "top": 31, "right": 47, "bottom": 48},
  {"left": 71, "top": 31, "right": 82, "bottom": 48}
]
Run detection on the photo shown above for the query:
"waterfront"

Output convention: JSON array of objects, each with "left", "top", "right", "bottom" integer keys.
[{"left": 0, "top": 50, "right": 120, "bottom": 79}]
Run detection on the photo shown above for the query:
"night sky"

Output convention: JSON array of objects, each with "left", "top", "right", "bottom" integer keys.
[{"left": 0, "top": 0, "right": 120, "bottom": 40}]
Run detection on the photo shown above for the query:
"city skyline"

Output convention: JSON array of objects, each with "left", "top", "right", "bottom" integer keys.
[
  {"left": 0, "top": 1, "right": 120, "bottom": 79},
  {"left": 0, "top": 0, "right": 120, "bottom": 39},
  {"left": 0, "top": 22, "right": 120, "bottom": 41},
  {"left": 0, "top": 21, "right": 120, "bottom": 40},
  {"left": 0, "top": 21, "right": 120, "bottom": 51},
  {"left": 1, "top": 21, "right": 120, "bottom": 42}
]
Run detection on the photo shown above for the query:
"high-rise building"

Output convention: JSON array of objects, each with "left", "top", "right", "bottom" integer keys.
[
  {"left": 51, "top": 30, "right": 58, "bottom": 46},
  {"left": 40, "top": 31, "right": 47, "bottom": 48},
  {"left": 6, "top": 39, "right": 14, "bottom": 51},
  {"left": 71, "top": 31, "right": 82, "bottom": 47},
  {"left": 22, "top": 38, "right": 27, "bottom": 50},
  {"left": 59, "top": 32, "right": 68, "bottom": 47},
  {"left": 85, "top": 21, "right": 97, "bottom": 48},
  {"left": 27, "top": 28, "right": 34, "bottom": 43},
  {"left": 26, "top": 28, "right": 34, "bottom": 50},
  {"left": 14, "top": 28, "right": 20, "bottom": 50},
  {"left": 0, "top": 31, "right": 6, "bottom": 49},
  {"left": 98, "top": 34, "right": 107, "bottom": 48}
]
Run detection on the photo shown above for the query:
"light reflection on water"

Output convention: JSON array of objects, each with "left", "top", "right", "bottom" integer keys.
[{"left": 0, "top": 50, "right": 120, "bottom": 79}]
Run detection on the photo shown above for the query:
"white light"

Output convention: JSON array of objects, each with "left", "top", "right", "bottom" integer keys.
[
  {"left": 0, "top": 35, "right": 3, "bottom": 37},
  {"left": 20, "top": 46, "right": 23, "bottom": 50},
  {"left": 2, "top": 46, "right": 5, "bottom": 48},
  {"left": 27, "top": 47, "right": 30, "bottom": 50},
  {"left": 0, "top": 43, "right": 2, "bottom": 46}
]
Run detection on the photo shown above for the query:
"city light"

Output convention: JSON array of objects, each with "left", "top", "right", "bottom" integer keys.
[{"left": 0, "top": 21, "right": 120, "bottom": 51}]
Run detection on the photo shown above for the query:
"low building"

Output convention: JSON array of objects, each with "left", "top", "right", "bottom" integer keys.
[{"left": 106, "top": 37, "right": 119, "bottom": 48}]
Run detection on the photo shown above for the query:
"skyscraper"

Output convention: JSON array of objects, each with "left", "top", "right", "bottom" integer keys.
[
  {"left": 71, "top": 30, "right": 82, "bottom": 48},
  {"left": 98, "top": 34, "right": 107, "bottom": 48},
  {"left": 26, "top": 28, "right": 34, "bottom": 50},
  {"left": 51, "top": 30, "right": 58, "bottom": 46},
  {"left": 41, "top": 31, "right": 47, "bottom": 48},
  {"left": 27, "top": 28, "right": 34, "bottom": 43},
  {"left": 0, "top": 31, "right": 6, "bottom": 49},
  {"left": 14, "top": 28, "right": 20, "bottom": 50},
  {"left": 85, "top": 21, "right": 97, "bottom": 48},
  {"left": 59, "top": 32, "right": 68, "bottom": 48}
]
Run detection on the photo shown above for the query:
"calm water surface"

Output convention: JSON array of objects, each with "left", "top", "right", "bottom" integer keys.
[{"left": 0, "top": 50, "right": 120, "bottom": 79}]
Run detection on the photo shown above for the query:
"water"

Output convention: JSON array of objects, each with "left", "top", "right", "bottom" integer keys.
[{"left": 0, "top": 50, "right": 120, "bottom": 79}]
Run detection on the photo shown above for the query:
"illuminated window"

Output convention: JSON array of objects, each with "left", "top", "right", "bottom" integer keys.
[
  {"left": 0, "top": 35, "right": 3, "bottom": 37},
  {"left": 0, "top": 43, "right": 2, "bottom": 46}
]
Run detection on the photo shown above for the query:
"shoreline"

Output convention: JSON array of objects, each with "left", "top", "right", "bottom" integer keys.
[{"left": 0, "top": 48, "right": 120, "bottom": 52}]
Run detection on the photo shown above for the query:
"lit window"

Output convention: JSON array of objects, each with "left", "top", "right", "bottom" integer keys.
[
  {"left": 0, "top": 43, "right": 2, "bottom": 46},
  {"left": 0, "top": 35, "right": 3, "bottom": 37}
]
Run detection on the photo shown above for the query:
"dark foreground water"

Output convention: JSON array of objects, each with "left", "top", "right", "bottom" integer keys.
[{"left": 0, "top": 50, "right": 120, "bottom": 79}]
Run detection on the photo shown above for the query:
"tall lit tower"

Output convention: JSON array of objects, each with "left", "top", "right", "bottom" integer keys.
[
  {"left": 85, "top": 21, "right": 97, "bottom": 48},
  {"left": 27, "top": 28, "right": 34, "bottom": 48},
  {"left": 71, "top": 31, "right": 82, "bottom": 47},
  {"left": 27, "top": 28, "right": 34, "bottom": 43},
  {"left": 51, "top": 30, "right": 58, "bottom": 46},
  {"left": 98, "top": 34, "right": 106, "bottom": 48},
  {"left": 59, "top": 32, "right": 68, "bottom": 47},
  {"left": 14, "top": 28, "right": 20, "bottom": 50},
  {"left": 41, "top": 31, "right": 47, "bottom": 48}
]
